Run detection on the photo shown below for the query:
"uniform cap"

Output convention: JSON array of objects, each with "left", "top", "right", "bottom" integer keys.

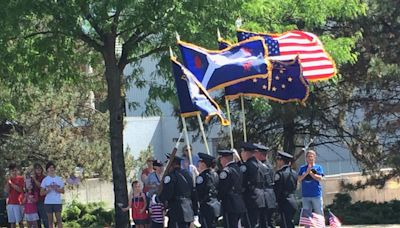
[
  {"left": 276, "top": 151, "right": 293, "bottom": 160},
  {"left": 198, "top": 153, "right": 215, "bottom": 167},
  {"left": 152, "top": 160, "right": 163, "bottom": 167},
  {"left": 165, "top": 153, "right": 184, "bottom": 163},
  {"left": 217, "top": 149, "right": 235, "bottom": 157},
  {"left": 254, "top": 143, "right": 270, "bottom": 153},
  {"left": 240, "top": 142, "right": 257, "bottom": 151}
]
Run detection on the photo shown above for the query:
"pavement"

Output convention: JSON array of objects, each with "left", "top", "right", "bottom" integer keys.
[
  {"left": 216, "top": 225, "right": 400, "bottom": 228},
  {"left": 339, "top": 226, "right": 400, "bottom": 228}
]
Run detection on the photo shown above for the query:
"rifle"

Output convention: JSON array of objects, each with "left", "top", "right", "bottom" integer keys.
[{"left": 158, "top": 132, "right": 183, "bottom": 194}]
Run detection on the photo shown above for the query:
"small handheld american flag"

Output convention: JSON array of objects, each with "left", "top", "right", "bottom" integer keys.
[
  {"left": 299, "top": 208, "right": 326, "bottom": 228},
  {"left": 329, "top": 211, "right": 342, "bottom": 228}
]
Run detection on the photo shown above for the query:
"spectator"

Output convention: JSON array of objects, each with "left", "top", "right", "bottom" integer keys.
[
  {"left": 181, "top": 145, "right": 200, "bottom": 175},
  {"left": 23, "top": 178, "right": 39, "bottom": 228},
  {"left": 32, "top": 163, "right": 48, "bottom": 228},
  {"left": 122, "top": 181, "right": 149, "bottom": 228},
  {"left": 141, "top": 158, "right": 154, "bottom": 195},
  {"left": 298, "top": 150, "right": 325, "bottom": 215},
  {"left": 149, "top": 195, "right": 164, "bottom": 228},
  {"left": 3, "top": 163, "right": 24, "bottom": 228},
  {"left": 146, "top": 160, "right": 164, "bottom": 197},
  {"left": 40, "top": 161, "right": 64, "bottom": 228}
]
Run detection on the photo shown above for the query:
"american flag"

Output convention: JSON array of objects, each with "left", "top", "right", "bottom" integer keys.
[
  {"left": 299, "top": 208, "right": 326, "bottom": 228},
  {"left": 329, "top": 211, "right": 342, "bottom": 228},
  {"left": 237, "top": 30, "right": 336, "bottom": 82}
]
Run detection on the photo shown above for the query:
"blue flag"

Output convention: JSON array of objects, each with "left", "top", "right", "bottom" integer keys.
[
  {"left": 237, "top": 30, "right": 280, "bottom": 56},
  {"left": 171, "top": 58, "right": 230, "bottom": 126},
  {"left": 178, "top": 37, "right": 271, "bottom": 91},
  {"left": 224, "top": 57, "right": 309, "bottom": 104}
]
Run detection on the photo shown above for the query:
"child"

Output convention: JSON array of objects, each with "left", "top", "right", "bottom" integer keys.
[
  {"left": 123, "top": 181, "right": 149, "bottom": 228},
  {"left": 40, "top": 161, "right": 64, "bottom": 228},
  {"left": 149, "top": 194, "right": 164, "bottom": 228},
  {"left": 23, "top": 176, "right": 39, "bottom": 228}
]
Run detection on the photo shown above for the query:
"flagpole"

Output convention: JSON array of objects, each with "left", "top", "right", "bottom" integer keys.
[
  {"left": 240, "top": 95, "right": 247, "bottom": 142},
  {"left": 181, "top": 116, "right": 196, "bottom": 186},
  {"left": 225, "top": 98, "right": 234, "bottom": 149},
  {"left": 196, "top": 113, "right": 211, "bottom": 155}
]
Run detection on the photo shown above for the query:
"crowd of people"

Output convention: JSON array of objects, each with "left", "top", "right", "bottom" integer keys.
[
  {"left": 126, "top": 142, "right": 325, "bottom": 228},
  {"left": 3, "top": 161, "right": 64, "bottom": 228},
  {"left": 2, "top": 143, "right": 324, "bottom": 228}
]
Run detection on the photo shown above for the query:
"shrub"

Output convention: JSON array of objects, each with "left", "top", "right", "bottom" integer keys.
[
  {"left": 62, "top": 200, "right": 114, "bottom": 227},
  {"left": 326, "top": 193, "right": 400, "bottom": 225}
]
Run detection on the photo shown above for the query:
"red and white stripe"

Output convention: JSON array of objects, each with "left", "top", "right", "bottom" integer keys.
[
  {"left": 270, "top": 31, "right": 336, "bottom": 81},
  {"left": 329, "top": 212, "right": 342, "bottom": 228}
]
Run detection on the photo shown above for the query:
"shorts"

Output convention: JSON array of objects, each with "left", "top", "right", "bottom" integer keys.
[
  {"left": 6, "top": 204, "right": 23, "bottom": 223},
  {"left": 44, "top": 204, "right": 62, "bottom": 214},
  {"left": 134, "top": 218, "right": 149, "bottom": 225},
  {"left": 25, "top": 213, "right": 39, "bottom": 222}
]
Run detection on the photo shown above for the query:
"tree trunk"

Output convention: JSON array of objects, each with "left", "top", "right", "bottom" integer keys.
[
  {"left": 103, "top": 34, "right": 130, "bottom": 228},
  {"left": 282, "top": 104, "right": 296, "bottom": 154}
]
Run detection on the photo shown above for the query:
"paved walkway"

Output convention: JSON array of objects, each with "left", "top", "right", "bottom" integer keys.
[{"left": 340, "top": 226, "right": 400, "bottom": 228}]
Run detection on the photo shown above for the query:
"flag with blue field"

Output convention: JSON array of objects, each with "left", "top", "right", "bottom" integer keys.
[
  {"left": 224, "top": 57, "right": 309, "bottom": 104},
  {"left": 178, "top": 37, "right": 271, "bottom": 91},
  {"left": 171, "top": 58, "right": 230, "bottom": 126}
]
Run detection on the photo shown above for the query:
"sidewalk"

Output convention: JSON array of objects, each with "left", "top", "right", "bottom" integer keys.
[{"left": 340, "top": 226, "right": 400, "bottom": 228}]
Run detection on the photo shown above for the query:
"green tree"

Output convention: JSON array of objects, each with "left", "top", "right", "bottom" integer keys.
[
  {"left": 214, "top": 0, "right": 366, "bottom": 155},
  {"left": 0, "top": 1, "right": 245, "bottom": 226},
  {"left": 333, "top": 0, "right": 400, "bottom": 187},
  {"left": 0, "top": 83, "right": 112, "bottom": 181}
]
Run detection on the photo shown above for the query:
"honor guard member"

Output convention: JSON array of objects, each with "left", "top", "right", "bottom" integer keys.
[
  {"left": 240, "top": 142, "right": 265, "bottom": 228},
  {"left": 217, "top": 149, "right": 247, "bottom": 228},
  {"left": 274, "top": 151, "right": 298, "bottom": 228},
  {"left": 196, "top": 153, "right": 220, "bottom": 228},
  {"left": 254, "top": 143, "right": 277, "bottom": 228},
  {"left": 159, "top": 155, "right": 195, "bottom": 228}
]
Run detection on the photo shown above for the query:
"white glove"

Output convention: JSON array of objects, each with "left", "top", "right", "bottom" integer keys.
[
  {"left": 193, "top": 215, "right": 201, "bottom": 227},
  {"left": 151, "top": 194, "right": 157, "bottom": 204},
  {"left": 189, "top": 164, "right": 199, "bottom": 176}
]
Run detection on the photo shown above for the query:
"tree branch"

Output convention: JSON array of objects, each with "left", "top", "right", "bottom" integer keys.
[
  {"left": 78, "top": 32, "right": 104, "bottom": 53},
  {"left": 78, "top": 4, "right": 105, "bottom": 39}
]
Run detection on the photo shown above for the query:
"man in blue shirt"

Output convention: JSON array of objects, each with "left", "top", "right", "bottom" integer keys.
[{"left": 298, "top": 150, "right": 324, "bottom": 215}]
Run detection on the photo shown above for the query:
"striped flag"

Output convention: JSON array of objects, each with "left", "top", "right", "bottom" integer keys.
[
  {"left": 237, "top": 30, "right": 336, "bottom": 82},
  {"left": 299, "top": 208, "right": 326, "bottom": 228},
  {"left": 329, "top": 211, "right": 342, "bottom": 228}
]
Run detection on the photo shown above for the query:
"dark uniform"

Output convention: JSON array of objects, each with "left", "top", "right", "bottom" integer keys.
[
  {"left": 254, "top": 143, "right": 276, "bottom": 228},
  {"left": 274, "top": 151, "right": 298, "bottom": 228},
  {"left": 240, "top": 142, "right": 265, "bottom": 228},
  {"left": 217, "top": 150, "right": 247, "bottom": 228},
  {"left": 196, "top": 153, "right": 220, "bottom": 228},
  {"left": 159, "top": 156, "right": 195, "bottom": 228}
]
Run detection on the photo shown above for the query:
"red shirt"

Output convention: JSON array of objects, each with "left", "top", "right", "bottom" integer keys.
[
  {"left": 24, "top": 192, "right": 38, "bottom": 213},
  {"left": 7, "top": 176, "right": 24, "bottom": 205},
  {"left": 33, "top": 174, "right": 46, "bottom": 202}
]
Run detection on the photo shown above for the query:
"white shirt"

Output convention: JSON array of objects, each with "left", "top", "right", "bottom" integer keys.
[{"left": 40, "top": 175, "right": 64, "bottom": 204}]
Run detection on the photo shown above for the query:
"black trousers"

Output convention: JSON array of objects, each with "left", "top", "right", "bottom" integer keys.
[
  {"left": 278, "top": 206, "right": 295, "bottom": 228},
  {"left": 223, "top": 212, "right": 241, "bottom": 228},
  {"left": 199, "top": 213, "right": 217, "bottom": 228},
  {"left": 168, "top": 220, "right": 190, "bottom": 228},
  {"left": 243, "top": 208, "right": 260, "bottom": 228},
  {"left": 259, "top": 207, "right": 275, "bottom": 228}
]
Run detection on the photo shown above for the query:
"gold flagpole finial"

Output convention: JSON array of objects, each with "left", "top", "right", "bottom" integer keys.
[
  {"left": 169, "top": 46, "right": 174, "bottom": 58},
  {"left": 217, "top": 28, "right": 221, "bottom": 40}
]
